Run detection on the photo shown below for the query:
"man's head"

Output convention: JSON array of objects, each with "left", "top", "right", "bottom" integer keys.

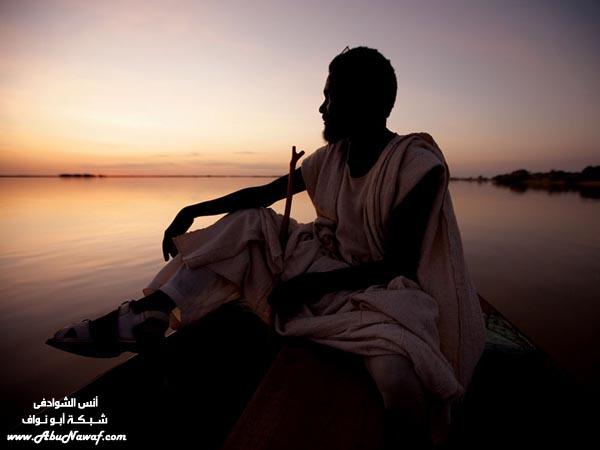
[{"left": 320, "top": 46, "right": 397, "bottom": 143}]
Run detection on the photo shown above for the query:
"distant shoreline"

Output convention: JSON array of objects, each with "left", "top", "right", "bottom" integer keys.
[
  {"left": 2, "top": 169, "right": 599, "bottom": 198},
  {"left": 488, "top": 165, "right": 600, "bottom": 199},
  {"left": 0, "top": 166, "right": 597, "bottom": 188},
  {"left": 0, "top": 174, "right": 280, "bottom": 178},
  {"left": 0, "top": 174, "right": 506, "bottom": 180}
]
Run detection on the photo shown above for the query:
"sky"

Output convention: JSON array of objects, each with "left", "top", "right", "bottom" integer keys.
[{"left": 0, "top": 0, "right": 599, "bottom": 177}]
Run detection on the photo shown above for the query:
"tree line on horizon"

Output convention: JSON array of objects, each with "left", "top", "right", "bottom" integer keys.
[{"left": 492, "top": 165, "right": 600, "bottom": 185}]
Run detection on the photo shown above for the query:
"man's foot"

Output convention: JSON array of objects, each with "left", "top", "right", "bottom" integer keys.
[{"left": 46, "top": 299, "right": 170, "bottom": 358}]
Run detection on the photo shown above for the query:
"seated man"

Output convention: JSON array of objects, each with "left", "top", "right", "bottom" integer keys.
[{"left": 48, "top": 46, "right": 486, "bottom": 448}]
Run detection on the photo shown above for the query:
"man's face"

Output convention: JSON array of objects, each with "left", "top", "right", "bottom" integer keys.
[{"left": 319, "top": 75, "right": 352, "bottom": 144}]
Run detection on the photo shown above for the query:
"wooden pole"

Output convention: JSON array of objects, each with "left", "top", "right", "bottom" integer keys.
[{"left": 268, "top": 145, "right": 304, "bottom": 328}]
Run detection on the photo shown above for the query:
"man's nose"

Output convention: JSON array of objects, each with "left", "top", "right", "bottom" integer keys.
[{"left": 318, "top": 101, "right": 326, "bottom": 115}]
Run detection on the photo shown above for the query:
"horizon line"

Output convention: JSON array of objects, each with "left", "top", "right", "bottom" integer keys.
[
  {"left": 0, "top": 165, "right": 596, "bottom": 179},
  {"left": 0, "top": 174, "right": 281, "bottom": 178},
  {"left": 0, "top": 174, "right": 489, "bottom": 181}
]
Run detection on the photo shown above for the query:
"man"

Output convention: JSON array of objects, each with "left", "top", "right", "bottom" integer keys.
[
  {"left": 49, "top": 46, "right": 485, "bottom": 449},
  {"left": 160, "top": 47, "right": 442, "bottom": 320}
]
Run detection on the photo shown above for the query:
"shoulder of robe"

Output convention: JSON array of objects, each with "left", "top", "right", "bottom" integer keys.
[
  {"left": 300, "top": 143, "right": 331, "bottom": 200},
  {"left": 390, "top": 141, "right": 446, "bottom": 210},
  {"left": 300, "top": 143, "right": 333, "bottom": 178},
  {"left": 400, "top": 143, "right": 446, "bottom": 181},
  {"left": 302, "top": 143, "right": 328, "bottom": 164}
]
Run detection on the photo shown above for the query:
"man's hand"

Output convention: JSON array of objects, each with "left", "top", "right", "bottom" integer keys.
[
  {"left": 162, "top": 207, "right": 194, "bottom": 261},
  {"left": 268, "top": 272, "right": 324, "bottom": 318}
]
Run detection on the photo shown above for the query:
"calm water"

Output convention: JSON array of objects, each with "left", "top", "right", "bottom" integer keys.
[{"left": 1, "top": 177, "right": 599, "bottom": 426}]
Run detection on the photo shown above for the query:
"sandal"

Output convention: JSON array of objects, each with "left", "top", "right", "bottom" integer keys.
[{"left": 45, "top": 300, "right": 170, "bottom": 358}]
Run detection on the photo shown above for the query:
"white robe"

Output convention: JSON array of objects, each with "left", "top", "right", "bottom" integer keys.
[{"left": 144, "top": 132, "right": 486, "bottom": 440}]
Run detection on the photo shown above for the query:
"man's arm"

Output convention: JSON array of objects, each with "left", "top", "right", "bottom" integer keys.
[
  {"left": 382, "top": 164, "right": 444, "bottom": 280},
  {"left": 304, "top": 165, "right": 445, "bottom": 297},
  {"left": 183, "top": 167, "right": 306, "bottom": 218}
]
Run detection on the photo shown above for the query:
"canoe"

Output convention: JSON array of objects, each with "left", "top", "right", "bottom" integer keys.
[{"left": 12, "top": 295, "right": 589, "bottom": 449}]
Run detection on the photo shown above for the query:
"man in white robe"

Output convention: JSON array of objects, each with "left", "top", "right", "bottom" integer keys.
[{"left": 49, "top": 46, "right": 486, "bottom": 449}]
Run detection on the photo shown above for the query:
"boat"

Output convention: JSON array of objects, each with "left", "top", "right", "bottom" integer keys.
[{"left": 11, "top": 295, "right": 590, "bottom": 449}]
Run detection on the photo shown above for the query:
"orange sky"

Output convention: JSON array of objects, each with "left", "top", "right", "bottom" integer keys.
[{"left": 1, "top": 0, "right": 599, "bottom": 177}]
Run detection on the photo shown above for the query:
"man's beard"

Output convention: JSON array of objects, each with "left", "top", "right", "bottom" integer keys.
[{"left": 322, "top": 121, "right": 348, "bottom": 144}]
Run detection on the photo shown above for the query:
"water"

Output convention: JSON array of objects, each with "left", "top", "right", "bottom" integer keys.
[{"left": 1, "top": 177, "right": 598, "bottom": 427}]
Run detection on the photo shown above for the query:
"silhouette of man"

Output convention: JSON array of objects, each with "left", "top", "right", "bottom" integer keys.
[{"left": 49, "top": 47, "right": 459, "bottom": 448}]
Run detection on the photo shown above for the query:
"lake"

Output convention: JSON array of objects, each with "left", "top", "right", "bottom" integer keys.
[{"left": 1, "top": 177, "right": 599, "bottom": 428}]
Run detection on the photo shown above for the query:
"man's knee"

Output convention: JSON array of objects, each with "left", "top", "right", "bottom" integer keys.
[
  {"left": 364, "top": 354, "right": 428, "bottom": 415},
  {"left": 365, "top": 355, "right": 433, "bottom": 447}
]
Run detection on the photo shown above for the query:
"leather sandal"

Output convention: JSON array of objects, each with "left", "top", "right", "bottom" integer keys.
[{"left": 46, "top": 300, "right": 170, "bottom": 358}]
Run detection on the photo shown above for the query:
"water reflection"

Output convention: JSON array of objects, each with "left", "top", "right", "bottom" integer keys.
[
  {"left": 0, "top": 177, "right": 598, "bottom": 428},
  {"left": 491, "top": 180, "right": 600, "bottom": 199}
]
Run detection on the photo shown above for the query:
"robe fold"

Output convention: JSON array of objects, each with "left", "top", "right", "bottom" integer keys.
[{"left": 146, "top": 132, "right": 486, "bottom": 441}]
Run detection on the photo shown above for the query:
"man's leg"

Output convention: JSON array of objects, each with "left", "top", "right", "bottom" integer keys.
[
  {"left": 134, "top": 289, "right": 176, "bottom": 314},
  {"left": 364, "top": 353, "right": 433, "bottom": 449},
  {"left": 143, "top": 207, "right": 290, "bottom": 327},
  {"left": 142, "top": 254, "right": 241, "bottom": 329}
]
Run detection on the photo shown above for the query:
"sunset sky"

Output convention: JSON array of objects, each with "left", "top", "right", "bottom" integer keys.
[{"left": 1, "top": 0, "right": 598, "bottom": 177}]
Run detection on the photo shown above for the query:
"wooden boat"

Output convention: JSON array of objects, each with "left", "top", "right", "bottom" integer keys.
[{"left": 13, "top": 295, "right": 589, "bottom": 449}]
